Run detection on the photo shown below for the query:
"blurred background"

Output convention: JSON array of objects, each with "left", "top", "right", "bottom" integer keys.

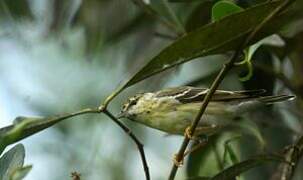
[{"left": 0, "top": 0, "right": 302, "bottom": 180}]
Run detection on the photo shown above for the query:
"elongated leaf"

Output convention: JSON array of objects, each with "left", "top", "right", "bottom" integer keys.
[
  {"left": 187, "top": 136, "right": 221, "bottom": 178},
  {"left": 0, "top": 144, "right": 25, "bottom": 180},
  {"left": 211, "top": 154, "right": 286, "bottom": 180},
  {"left": 0, "top": 108, "right": 98, "bottom": 154},
  {"left": 235, "top": 119, "right": 266, "bottom": 149},
  {"left": 185, "top": 1, "right": 213, "bottom": 32},
  {"left": 122, "top": 0, "right": 294, "bottom": 88},
  {"left": 222, "top": 136, "right": 241, "bottom": 167},
  {"left": 10, "top": 165, "right": 32, "bottom": 180}
]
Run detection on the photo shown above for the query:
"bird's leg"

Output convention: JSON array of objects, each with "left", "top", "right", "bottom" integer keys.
[
  {"left": 172, "top": 127, "right": 199, "bottom": 167},
  {"left": 183, "top": 124, "right": 221, "bottom": 156},
  {"left": 184, "top": 126, "right": 194, "bottom": 139},
  {"left": 172, "top": 134, "right": 208, "bottom": 167},
  {"left": 173, "top": 126, "right": 212, "bottom": 166},
  {"left": 184, "top": 125, "right": 212, "bottom": 141},
  {"left": 173, "top": 154, "right": 184, "bottom": 167}
]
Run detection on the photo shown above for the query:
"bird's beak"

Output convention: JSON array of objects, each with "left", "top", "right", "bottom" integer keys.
[{"left": 117, "top": 112, "right": 127, "bottom": 119}]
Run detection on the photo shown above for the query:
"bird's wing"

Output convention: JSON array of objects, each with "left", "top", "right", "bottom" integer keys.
[{"left": 155, "top": 86, "right": 266, "bottom": 104}]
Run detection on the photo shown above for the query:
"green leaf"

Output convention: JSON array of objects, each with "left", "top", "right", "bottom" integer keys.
[
  {"left": 237, "top": 49, "right": 254, "bottom": 82},
  {"left": 9, "top": 165, "right": 32, "bottom": 180},
  {"left": 0, "top": 144, "right": 25, "bottom": 180},
  {"left": 0, "top": 0, "right": 33, "bottom": 20},
  {"left": 121, "top": 0, "right": 293, "bottom": 89},
  {"left": 187, "top": 136, "right": 222, "bottom": 177},
  {"left": 0, "top": 108, "right": 98, "bottom": 154},
  {"left": 185, "top": 1, "right": 213, "bottom": 32},
  {"left": 236, "top": 34, "right": 284, "bottom": 81},
  {"left": 212, "top": 1, "right": 244, "bottom": 21},
  {"left": 222, "top": 136, "right": 241, "bottom": 167},
  {"left": 235, "top": 119, "right": 266, "bottom": 149},
  {"left": 211, "top": 154, "right": 286, "bottom": 180}
]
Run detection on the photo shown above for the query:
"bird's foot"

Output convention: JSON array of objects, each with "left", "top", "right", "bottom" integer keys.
[
  {"left": 184, "top": 126, "right": 193, "bottom": 139},
  {"left": 184, "top": 135, "right": 208, "bottom": 157},
  {"left": 173, "top": 154, "right": 184, "bottom": 167}
]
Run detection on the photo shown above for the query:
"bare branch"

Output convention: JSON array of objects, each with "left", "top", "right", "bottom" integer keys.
[
  {"left": 103, "top": 109, "right": 150, "bottom": 180},
  {"left": 271, "top": 135, "right": 303, "bottom": 180}
]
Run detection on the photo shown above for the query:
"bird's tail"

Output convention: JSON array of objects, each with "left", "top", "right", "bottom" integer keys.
[
  {"left": 233, "top": 94, "right": 295, "bottom": 114},
  {"left": 257, "top": 95, "right": 295, "bottom": 104}
]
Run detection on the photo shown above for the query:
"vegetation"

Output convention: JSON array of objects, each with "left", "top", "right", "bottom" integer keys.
[{"left": 0, "top": 0, "right": 302, "bottom": 179}]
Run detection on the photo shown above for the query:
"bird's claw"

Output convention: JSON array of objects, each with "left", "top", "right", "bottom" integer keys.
[
  {"left": 173, "top": 154, "right": 184, "bottom": 167},
  {"left": 184, "top": 126, "right": 193, "bottom": 139}
]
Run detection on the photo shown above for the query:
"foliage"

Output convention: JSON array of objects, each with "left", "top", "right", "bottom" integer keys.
[
  {"left": 0, "top": 144, "right": 31, "bottom": 180},
  {"left": 0, "top": 0, "right": 303, "bottom": 179}
]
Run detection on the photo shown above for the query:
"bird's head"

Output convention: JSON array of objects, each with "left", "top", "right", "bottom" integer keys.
[{"left": 118, "top": 93, "right": 147, "bottom": 120}]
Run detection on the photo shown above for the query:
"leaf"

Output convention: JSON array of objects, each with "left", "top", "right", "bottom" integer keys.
[
  {"left": 211, "top": 1, "right": 244, "bottom": 21},
  {"left": 0, "top": 144, "right": 25, "bottom": 180},
  {"left": 0, "top": 0, "right": 33, "bottom": 19},
  {"left": 187, "top": 136, "right": 222, "bottom": 177},
  {"left": 241, "top": 48, "right": 275, "bottom": 95},
  {"left": 0, "top": 108, "right": 97, "bottom": 154},
  {"left": 235, "top": 119, "right": 266, "bottom": 149},
  {"left": 211, "top": 154, "right": 286, "bottom": 180},
  {"left": 222, "top": 136, "right": 241, "bottom": 167},
  {"left": 236, "top": 34, "right": 284, "bottom": 81},
  {"left": 237, "top": 49, "right": 254, "bottom": 82},
  {"left": 122, "top": 0, "right": 294, "bottom": 89},
  {"left": 185, "top": 1, "right": 213, "bottom": 32},
  {"left": 9, "top": 165, "right": 32, "bottom": 180}
]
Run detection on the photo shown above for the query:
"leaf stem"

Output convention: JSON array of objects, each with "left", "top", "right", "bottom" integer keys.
[
  {"left": 101, "top": 86, "right": 125, "bottom": 109},
  {"left": 103, "top": 109, "right": 150, "bottom": 180}
]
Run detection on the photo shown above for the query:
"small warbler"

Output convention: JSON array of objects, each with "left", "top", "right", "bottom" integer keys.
[{"left": 118, "top": 86, "right": 294, "bottom": 136}]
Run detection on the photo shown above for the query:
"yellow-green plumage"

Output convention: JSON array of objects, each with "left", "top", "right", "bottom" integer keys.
[{"left": 119, "top": 86, "right": 294, "bottom": 136}]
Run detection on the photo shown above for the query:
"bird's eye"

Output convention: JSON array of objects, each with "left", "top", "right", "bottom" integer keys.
[{"left": 129, "top": 101, "right": 137, "bottom": 106}]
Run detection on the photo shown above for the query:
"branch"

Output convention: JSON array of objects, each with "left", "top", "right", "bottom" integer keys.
[
  {"left": 168, "top": 0, "right": 296, "bottom": 179},
  {"left": 0, "top": 105, "right": 150, "bottom": 180},
  {"left": 102, "top": 109, "right": 150, "bottom": 180},
  {"left": 281, "top": 135, "right": 303, "bottom": 180},
  {"left": 271, "top": 135, "right": 303, "bottom": 180}
]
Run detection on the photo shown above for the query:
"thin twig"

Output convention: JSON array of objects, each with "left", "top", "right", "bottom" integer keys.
[
  {"left": 270, "top": 135, "right": 303, "bottom": 180},
  {"left": 168, "top": 0, "right": 296, "bottom": 179},
  {"left": 281, "top": 135, "right": 303, "bottom": 180},
  {"left": 103, "top": 109, "right": 150, "bottom": 180}
]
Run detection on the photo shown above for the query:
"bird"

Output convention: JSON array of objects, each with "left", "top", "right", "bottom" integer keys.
[{"left": 118, "top": 86, "right": 295, "bottom": 136}]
